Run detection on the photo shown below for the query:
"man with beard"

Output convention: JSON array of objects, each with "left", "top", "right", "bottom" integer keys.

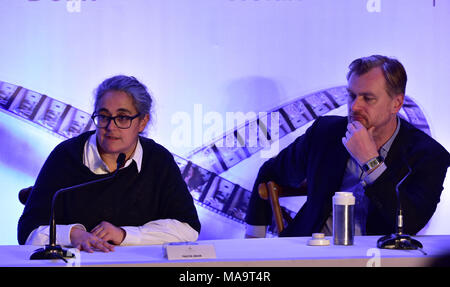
[{"left": 245, "top": 55, "right": 450, "bottom": 238}]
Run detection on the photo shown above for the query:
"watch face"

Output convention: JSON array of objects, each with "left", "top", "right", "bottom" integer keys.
[{"left": 364, "top": 156, "right": 383, "bottom": 172}]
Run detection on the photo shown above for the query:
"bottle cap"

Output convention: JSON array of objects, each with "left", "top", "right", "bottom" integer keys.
[
  {"left": 307, "top": 233, "right": 330, "bottom": 246},
  {"left": 333, "top": 192, "right": 355, "bottom": 205}
]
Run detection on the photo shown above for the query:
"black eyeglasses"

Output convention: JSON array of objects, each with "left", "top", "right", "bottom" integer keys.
[{"left": 91, "top": 113, "right": 141, "bottom": 129}]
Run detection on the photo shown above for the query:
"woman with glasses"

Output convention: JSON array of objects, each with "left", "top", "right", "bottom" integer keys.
[{"left": 18, "top": 75, "right": 201, "bottom": 253}]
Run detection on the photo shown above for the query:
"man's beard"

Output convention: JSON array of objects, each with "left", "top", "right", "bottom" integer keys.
[{"left": 348, "top": 112, "right": 369, "bottom": 128}]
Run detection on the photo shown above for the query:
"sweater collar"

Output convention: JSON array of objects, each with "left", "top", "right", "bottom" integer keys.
[{"left": 83, "top": 133, "right": 143, "bottom": 174}]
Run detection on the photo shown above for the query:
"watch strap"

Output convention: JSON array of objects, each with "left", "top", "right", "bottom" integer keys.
[{"left": 362, "top": 156, "right": 384, "bottom": 172}]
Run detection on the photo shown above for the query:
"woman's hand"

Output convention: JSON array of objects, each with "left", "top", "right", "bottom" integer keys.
[
  {"left": 70, "top": 226, "right": 115, "bottom": 253},
  {"left": 91, "top": 221, "right": 126, "bottom": 245}
]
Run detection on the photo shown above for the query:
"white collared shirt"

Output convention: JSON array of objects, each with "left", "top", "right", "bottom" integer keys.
[
  {"left": 25, "top": 133, "right": 198, "bottom": 247},
  {"left": 83, "top": 132, "right": 143, "bottom": 174}
]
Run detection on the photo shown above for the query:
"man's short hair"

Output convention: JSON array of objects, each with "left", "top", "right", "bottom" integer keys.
[{"left": 347, "top": 55, "right": 407, "bottom": 97}]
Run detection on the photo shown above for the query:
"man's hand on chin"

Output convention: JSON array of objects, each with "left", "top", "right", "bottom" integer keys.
[{"left": 342, "top": 120, "right": 379, "bottom": 166}]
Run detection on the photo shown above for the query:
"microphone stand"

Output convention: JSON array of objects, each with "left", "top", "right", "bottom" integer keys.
[
  {"left": 30, "top": 153, "right": 126, "bottom": 262},
  {"left": 377, "top": 165, "right": 425, "bottom": 253}
]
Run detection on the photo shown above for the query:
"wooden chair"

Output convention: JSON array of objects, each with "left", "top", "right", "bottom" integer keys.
[
  {"left": 19, "top": 186, "right": 33, "bottom": 205},
  {"left": 258, "top": 180, "right": 307, "bottom": 234}
]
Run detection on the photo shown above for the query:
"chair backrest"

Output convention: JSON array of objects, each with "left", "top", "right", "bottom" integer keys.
[
  {"left": 258, "top": 180, "right": 307, "bottom": 234},
  {"left": 19, "top": 186, "right": 33, "bottom": 205}
]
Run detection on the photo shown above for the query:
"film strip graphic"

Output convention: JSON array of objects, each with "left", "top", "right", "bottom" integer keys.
[
  {"left": 186, "top": 86, "right": 431, "bottom": 175},
  {"left": 0, "top": 81, "right": 93, "bottom": 139},
  {"left": 187, "top": 87, "right": 350, "bottom": 174},
  {"left": 175, "top": 156, "right": 251, "bottom": 225},
  {"left": 1, "top": 80, "right": 431, "bottom": 234},
  {"left": 401, "top": 96, "right": 431, "bottom": 135},
  {"left": 0, "top": 80, "right": 252, "bottom": 227}
]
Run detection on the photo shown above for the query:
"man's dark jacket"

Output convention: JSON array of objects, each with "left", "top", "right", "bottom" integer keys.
[{"left": 245, "top": 116, "right": 450, "bottom": 236}]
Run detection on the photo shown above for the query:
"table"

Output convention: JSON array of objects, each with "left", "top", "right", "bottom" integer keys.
[{"left": 1, "top": 235, "right": 449, "bottom": 267}]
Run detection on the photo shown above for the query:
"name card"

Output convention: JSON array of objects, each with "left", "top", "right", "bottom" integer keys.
[{"left": 164, "top": 243, "right": 216, "bottom": 260}]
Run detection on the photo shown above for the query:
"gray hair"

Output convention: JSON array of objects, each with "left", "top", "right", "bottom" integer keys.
[{"left": 94, "top": 75, "right": 153, "bottom": 121}]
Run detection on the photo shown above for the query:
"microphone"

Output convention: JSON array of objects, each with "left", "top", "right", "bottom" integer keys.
[
  {"left": 377, "top": 154, "right": 425, "bottom": 253},
  {"left": 30, "top": 153, "right": 126, "bottom": 262}
]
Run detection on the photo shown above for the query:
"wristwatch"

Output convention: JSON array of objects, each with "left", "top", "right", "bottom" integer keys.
[{"left": 361, "top": 156, "right": 384, "bottom": 172}]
